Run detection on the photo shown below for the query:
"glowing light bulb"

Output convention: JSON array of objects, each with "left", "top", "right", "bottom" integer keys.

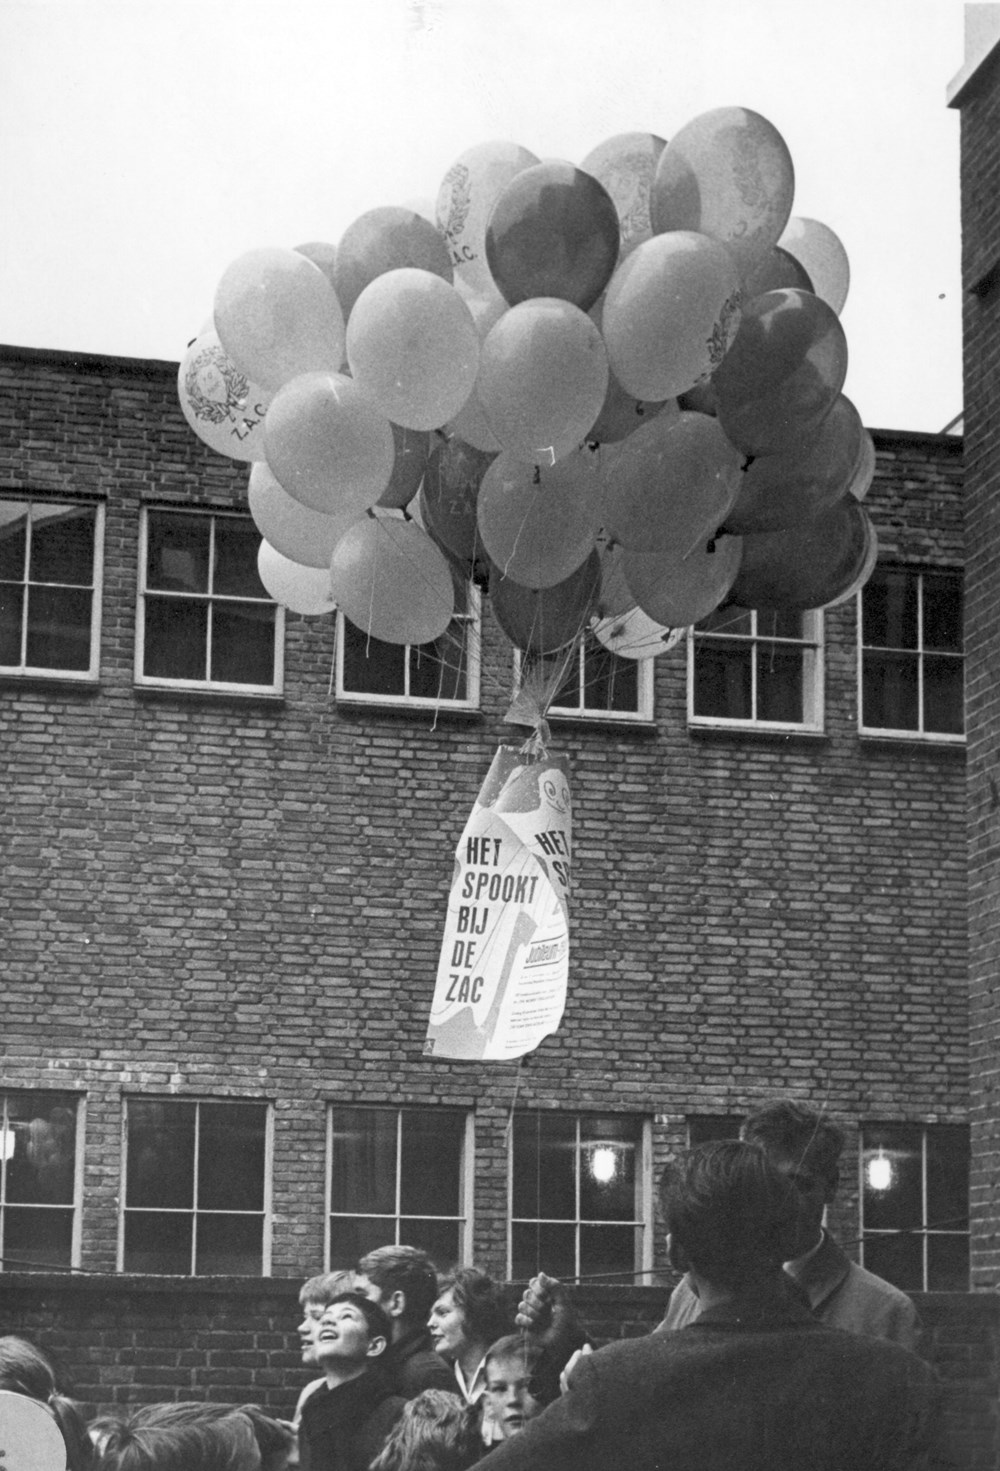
[
  {"left": 866, "top": 1151, "right": 893, "bottom": 1192},
  {"left": 590, "top": 1146, "right": 617, "bottom": 1184},
  {"left": 0, "top": 1126, "right": 14, "bottom": 1163}
]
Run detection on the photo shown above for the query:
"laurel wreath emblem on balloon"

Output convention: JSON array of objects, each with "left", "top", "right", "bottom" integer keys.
[{"left": 184, "top": 346, "right": 249, "bottom": 425}]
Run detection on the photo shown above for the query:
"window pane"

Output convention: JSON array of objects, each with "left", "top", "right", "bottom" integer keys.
[
  {"left": 693, "top": 640, "right": 751, "bottom": 719},
  {"left": 512, "top": 1114, "right": 575, "bottom": 1220},
  {"left": 408, "top": 633, "right": 467, "bottom": 702},
  {"left": 143, "top": 598, "right": 208, "bottom": 680},
  {"left": 582, "top": 644, "right": 638, "bottom": 713},
  {"left": 0, "top": 584, "right": 24, "bottom": 662},
  {"left": 30, "top": 505, "right": 95, "bottom": 585},
  {"left": 863, "top": 1232, "right": 923, "bottom": 1293},
  {"left": 4, "top": 1096, "right": 76, "bottom": 1204},
  {"left": 756, "top": 642, "right": 803, "bottom": 723},
  {"left": 210, "top": 601, "right": 276, "bottom": 685},
  {"left": 511, "top": 1221, "right": 575, "bottom": 1284},
  {"left": 863, "top": 1125, "right": 922, "bottom": 1231},
  {"left": 700, "top": 606, "right": 752, "bottom": 636},
  {"left": 579, "top": 1224, "right": 640, "bottom": 1283},
  {"left": 198, "top": 1105, "right": 266, "bottom": 1211},
  {"left": 755, "top": 608, "right": 804, "bottom": 641},
  {"left": 926, "top": 1125, "right": 969, "bottom": 1232},
  {"left": 579, "top": 1118, "right": 638, "bottom": 1223},
  {"left": 3, "top": 1206, "right": 74, "bottom": 1269},
  {"left": 214, "top": 518, "right": 266, "bottom": 597},
  {"left": 922, "top": 574, "right": 962, "bottom": 653},
  {"left": 146, "top": 515, "right": 210, "bottom": 593},
  {"left": 25, "top": 586, "right": 92, "bottom": 670},
  {"left": 330, "top": 1109, "right": 396, "bottom": 1215},
  {"left": 0, "top": 502, "right": 28, "bottom": 579},
  {"left": 862, "top": 650, "right": 918, "bottom": 730},
  {"left": 329, "top": 1215, "right": 395, "bottom": 1270},
  {"left": 342, "top": 626, "right": 406, "bottom": 694},
  {"left": 123, "top": 1211, "right": 192, "bottom": 1274},
  {"left": 126, "top": 1102, "right": 196, "bottom": 1209},
  {"left": 196, "top": 1212, "right": 263, "bottom": 1275},
  {"left": 399, "top": 1110, "right": 463, "bottom": 1217},
  {"left": 922, "top": 656, "right": 964, "bottom": 735},
  {"left": 863, "top": 569, "right": 917, "bottom": 649},
  {"left": 927, "top": 1233, "right": 969, "bottom": 1292},
  {"left": 399, "top": 1217, "right": 462, "bottom": 1274}
]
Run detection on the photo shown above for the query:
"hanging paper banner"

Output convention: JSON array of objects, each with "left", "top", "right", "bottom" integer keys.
[{"left": 425, "top": 745, "right": 571, "bottom": 1061}]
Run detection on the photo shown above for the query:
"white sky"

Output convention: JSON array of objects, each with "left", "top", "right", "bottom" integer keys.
[{"left": 0, "top": 0, "right": 968, "bottom": 432}]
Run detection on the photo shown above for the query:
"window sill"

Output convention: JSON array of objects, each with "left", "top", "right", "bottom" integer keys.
[
  {"left": 688, "top": 721, "right": 829, "bottom": 747},
  {"left": 542, "top": 711, "right": 658, "bottom": 734},
  {"left": 858, "top": 731, "right": 966, "bottom": 756},
  {"left": 335, "top": 697, "right": 484, "bottom": 725},
  {"left": 0, "top": 671, "right": 101, "bottom": 694},
  {"left": 134, "top": 683, "right": 286, "bottom": 708}
]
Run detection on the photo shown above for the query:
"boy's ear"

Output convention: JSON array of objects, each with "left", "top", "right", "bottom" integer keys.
[
  {"left": 384, "top": 1289, "right": 406, "bottom": 1320},
  {"left": 365, "top": 1334, "right": 388, "bottom": 1359},
  {"left": 666, "top": 1232, "right": 691, "bottom": 1274}
]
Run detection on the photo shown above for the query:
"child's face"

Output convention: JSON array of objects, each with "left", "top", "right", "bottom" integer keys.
[
  {"left": 314, "top": 1302, "right": 382, "bottom": 1367},
  {"left": 485, "top": 1354, "right": 544, "bottom": 1440},
  {"left": 297, "top": 1300, "right": 326, "bottom": 1364}
]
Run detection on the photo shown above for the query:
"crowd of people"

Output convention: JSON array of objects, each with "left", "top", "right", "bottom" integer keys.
[{"left": 0, "top": 1101, "right": 943, "bottom": 1470}]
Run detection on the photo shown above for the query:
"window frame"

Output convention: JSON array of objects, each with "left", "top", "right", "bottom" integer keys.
[
  {"left": 325, "top": 1105, "right": 475, "bottom": 1269},
  {"left": 118, "top": 1096, "right": 274, "bottom": 1276},
  {"left": 518, "top": 636, "right": 655, "bottom": 725},
  {"left": 135, "top": 506, "right": 285, "bottom": 695},
  {"left": 857, "top": 565, "right": 964, "bottom": 744},
  {"left": 0, "top": 496, "right": 105, "bottom": 682},
  {"left": 0, "top": 1089, "right": 84, "bottom": 1272},
  {"left": 858, "top": 1121, "right": 969, "bottom": 1293},
  {"left": 506, "top": 1112, "right": 654, "bottom": 1285},
  {"left": 334, "top": 584, "right": 481, "bottom": 711},
  {"left": 687, "top": 607, "right": 825, "bottom": 734}
]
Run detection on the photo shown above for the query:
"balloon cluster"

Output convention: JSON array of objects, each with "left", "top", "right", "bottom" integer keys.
[{"left": 179, "top": 108, "right": 875, "bottom": 682}]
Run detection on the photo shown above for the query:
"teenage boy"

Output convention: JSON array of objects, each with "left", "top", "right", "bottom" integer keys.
[
  {"left": 298, "top": 1292, "right": 405, "bottom": 1471},
  {"left": 353, "top": 1245, "right": 455, "bottom": 1396},
  {"left": 291, "top": 1271, "right": 357, "bottom": 1456}
]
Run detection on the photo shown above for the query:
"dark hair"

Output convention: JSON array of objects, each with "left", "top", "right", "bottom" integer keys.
[
  {"left": 90, "top": 1404, "right": 261, "bottom": 1471},
  {"left": 659, "top": 1139, "right": 800, "bottom": 1289},
  {"left": 323, "top": 1291, "right": 393, "bottom": 1345},
  {"left": 0, "top": 1335, "right": 93, "bottom": 1471},
  {"left": 94, "top": 1404, "right": 291, "bottom": 1471},
  {"left": 368, "top": 1389, "right": 479, "bottom": 1471},
  {"left": 741, "top": 1099, "right": 844, "bottom": 1185},
  {"left": 357, "top": 1245, "right": 439, "bottom": 1326},
  {"left": 435, "top": 1268, "right": 508, "bottom": 1351},
  {"left": 299, "top": 1270, "right": 355, "bottom": 1307}
]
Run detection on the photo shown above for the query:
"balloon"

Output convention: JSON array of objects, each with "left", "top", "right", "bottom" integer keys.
[
  {"left": 330, "top": 512, "right": 455, "bottom": 645},
  {"left": 779, "top": 216, "right": 850, "bottom": 315},
  {"left": 728, "top": 498, "right": 875, "bottom": 611},
  {"left": 476, "top": 298, "right": 609, "bottom": 465},
  {"left": 264, "top": 371, "right": 394, "bottom": 515},
  {"left": 712, "top": 288, "right": 848, "bottom": 456},
  {"left": 623, "top": 532, "right": 743, "bottom": 626},
  {"left": 436, "top": 139, "right": 541, "bottom": 293},
  {"left": 485, "top": 161, "right": 620, "bottom": 310},
  {"left": 822, "top": 513, "right": 878, "bottom": 608},
  {"left": 490, "top": 549, "right": 601, "bottom": 656},
  {"left": 419, "top": 435, "right": 495, "bottom": 565},
  {"left": 257, "top": 541, "right": 336, "bottom": 616},
  {"left": 592, "top": 605, "right": 686, "bottom": 659},
  {"left": 650, "top": 107, "right": 795, "bottom": 278},
  {"left": 601, "top": 232, "right": 743, "bottom": 401},
  {"left": 333, "top": 206, "right": 453, "bottom": 319},
  {"left": 295, "top": 241, "right": 338, "bottom": 290},
  {"left": 848, "top": 429, "right": 877, "bottom": 500},
  {"left": 677, "top": 381, "right": 719, "bottom": 417},
  {"left": 378, "top": 423, "right": 430, "bottom": 509},
  {"left": 476, "top": 447, "right": 602, "bottom": 588},
  {"left": 587, "top": 296, "right": 675, "bottom": 443},
  {"left": 248, "top": 462, "right": 362, "bottom": 568},
  {"left": 579, "top": 131, "right": 667, "bottom": 258},
  {"left": 742, "top": 245, "right": 814, "bottom": 299},
  {"left": 346, "top": 269, "right": 480, "bottom": 430},
  {"left": 721, "top": 394, "right": 864, "bottom": 534},
  {"left": 594, "top": 532, "right": 636, "bottom": 619},
  {"left": 214, "top": 247, "right": 346, "bottom": 392},
  {"left": 178, "top": 330, "right": 272, "bottom": 462},
  {"left": 444, "top": 278, "right": 508, "bottom": 451},
  {"left": 602, "top": 412, "right": 744, "bottom": 554}
]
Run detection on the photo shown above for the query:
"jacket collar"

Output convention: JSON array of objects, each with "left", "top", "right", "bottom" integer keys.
[
  {"left": 784, "top": 1229, "right": 851, "bottom": 1311},
  {"left": 692, "top": 1277, "right": 818, "bottom": 1330}
]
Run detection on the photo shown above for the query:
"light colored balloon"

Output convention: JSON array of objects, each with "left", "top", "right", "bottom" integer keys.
[
  {"left": 594, "top": 531, "right": 635, "bottom": 619},
  {"left": 214, "top": 247, "right": 346, "bottom": 392},
  {"left": 580, "top": 131, "right": 667, "bottom": 258},
  {"left": 623, "top": 532, "right": 743, "bottom": 626},
  {"left": 178, "top": 331, "right": 272, "bottom": 462},
  {"left": 445, "top": 278, "right": 508, "bottom": 450},
  {"left": 295, "top": 241, "right": 338, "bottom": 289},
  {"left": 334, "top": 206, "right": 453, "bottom": 319},
  {"left": 477, "top": 447, "right": 602, "bottom": 588},
  {"left": 264, "top": 371, "right": 394, "bottom": 515},
  {"left": 779, "top": 216, "right": 850, "bottom": 315},
  {"left": 248, "top": 462, "right": 362, "bottom": 568},
  {"left": 257, "top": 541, "right": 336, "bottom": 616},
  {"left": 477, "top": 297, "right": 609, "bottom": 465},
  {"left": 436, "top": 139, "right": 541, "bottom": 293},
  {"left": 592, "top": 605, "right": 686, "bottom": 659},
  {"left": 601, "top": 231, "right": 743, "bottom": 401},
  {"left": 347, "top": 269, "right": 480, "bottom": 431},
  {"left": 330, "top": 512, "right": 455, "bottom": 645}
]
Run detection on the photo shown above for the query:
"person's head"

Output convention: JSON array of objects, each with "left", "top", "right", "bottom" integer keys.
[
  {"left": 90, "top": 1404, "right": 262, "bottom": 1471},
  {"left": 368, "top": 1389, "right": 480, "bottom": 1471},
  {"left": 483, "top": 1337, "right": 551, "bottom": 1441},
  {"left": 428, "top": 1268, "right": 508, "bottom": 1363},
  {"left": 660, "top": 1139, "right": 800, "bottom": 1291},
  {"left": 354, "top": 1246, "right": 439, "bottom": 1340},
  {"left": 312, "top": 1292, "right": 392, "bottom": 1382},
  {"left": 0, "top": 1335, "right": 93, "bottom": 1471},
  {"left": 98, "top": 1405, "right": 291, "bottom": 1471},
  {"left": 741, "top": 1100, "right": 845, "bottom": 1256},
  {"left": 297, "top": 1271, "right": 356, "bottom": 1366}
]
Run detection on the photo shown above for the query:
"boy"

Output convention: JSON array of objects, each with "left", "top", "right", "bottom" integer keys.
[
  {"left": 483, "top": 1336, "right": 556, "bottom": 1442},
  {"left": 298, "top": 1292, "right": 405, "bottom": 1471}
]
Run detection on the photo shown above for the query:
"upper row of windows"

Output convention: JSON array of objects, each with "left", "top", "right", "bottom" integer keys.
[{"left": 0, "top": 498, "right": 965, "bottom": 742}]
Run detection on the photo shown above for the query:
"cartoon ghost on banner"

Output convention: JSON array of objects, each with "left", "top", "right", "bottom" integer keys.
[{"left": 425, "top": 746, "right": 571, "bottom": 1062}]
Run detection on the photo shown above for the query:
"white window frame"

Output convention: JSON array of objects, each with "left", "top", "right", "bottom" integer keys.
[
  {"left": 335, "top": 585, "right": 481, "bottom": 710},
  {"left": 516, "top": 637, "right": 654, "bottom": 724},
  {"left": 0, "top": 497, "right": 104, "bottom": 681},
  {"left": 118, "top": 1096, "right": 274, "bottom": 1276},
  {"left": 859, "top": 1122, "right": 969, "bottom": 1292},
  {"left": 325, "top": 1105, "right": 474, "bottom": 1268},
  {"left": 857, "top": 567, "right": 964, "bottom": 744},
  {"left": 687, "top": 608, "right": 825, "bottom": 733},
  {"left": 507, "top": 1113, "right": 653, "bottom": 1285},
  {"left": 0, "top": 1089, "right": 84, "bottom": 1272},
  {"left": 135, "top": 507, "right": 284, "bottom": 694}
]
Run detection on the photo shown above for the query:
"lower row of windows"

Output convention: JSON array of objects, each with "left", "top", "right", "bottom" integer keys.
[
  {"left": 0, "top": 500, "right": 964, "bottom": 741},
  {"left": 0, "top": 1092, "right": 969, "bottom": 1293}
]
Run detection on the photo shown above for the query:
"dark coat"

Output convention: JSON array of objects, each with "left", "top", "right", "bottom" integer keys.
[
  {"left": 298, "top": 1367, "right": 405, "bottom": 1471},
  {"left": 473, "top": 1285, "right": 940, "bottom": 1471},
  {"left": 383, "top": 1326, "right": 456, "bottom": 1398}
]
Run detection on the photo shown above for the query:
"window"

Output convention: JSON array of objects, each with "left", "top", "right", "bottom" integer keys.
[
  {"left": 136, "top": 509, "right": 282, "bottom": 692},
  {"left": 858, "top": 567, "right": 963, "bottom": 740},
  {"left": 327, "top": 1106, "right": 472, "bottom": 1271},
  {"left": 687, "top": 1114, "right": 741, "bottom": 1146},
  {"left": 336, "top": 584, "right": 480, "bottom": 708},
  {"left": 0, "top": 499, "right": 103, "bottom": 679},
  {"left": 121, "top": 1098, "right": 271, "bottom": 1274},
  {"left": 689, "top": 606, "right": 824, "bottom": 731},
  {"left": 0, "top": 1091, "right": 81, "bottom": 1271},
  {"left": 509, "top": 1112, "right": 651, "bottom": 1284},
  {"left": 532, "top": 632, "right": 654, "bottom": 722},
  {"left": 860, "top": 1123, "right": 969, "bottom": 1292}
]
